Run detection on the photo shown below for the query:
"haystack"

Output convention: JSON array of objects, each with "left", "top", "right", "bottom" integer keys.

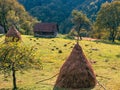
[
  {"left": 54, "top": 43, "right": 96, "bottom": 90},
  {"left": 5, "top": 26, "right": 22, "bottom": 42}
]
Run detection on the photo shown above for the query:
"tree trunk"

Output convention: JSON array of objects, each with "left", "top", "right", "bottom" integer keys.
[
  {"left": 3, "top": 18, "right": 8, "bottom": 33},
  {"left": 76, "top": 25, "right": 82, "bottom": 43},
  {"left": 112, "top": 36, "right": 115, "bottom": 42},
  {"left": 12, "top": 63, "right": 17, "bottom": 90},
  {"left": 109, "top": 29, "right": 116, "bottom": 42}
]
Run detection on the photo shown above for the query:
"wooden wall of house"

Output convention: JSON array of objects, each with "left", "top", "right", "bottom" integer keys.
[{"left": 34, "top": 32, "right": 57, "bottom": 38}]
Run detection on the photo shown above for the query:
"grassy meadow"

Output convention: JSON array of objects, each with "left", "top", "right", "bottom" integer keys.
[{"left": 0, "top": 35, "right": 120, "bottom": 90}]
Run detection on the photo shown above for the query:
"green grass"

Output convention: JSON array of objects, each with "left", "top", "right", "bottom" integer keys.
[{"left": 0, "top": 35, "right": 120, "bottom": 90}]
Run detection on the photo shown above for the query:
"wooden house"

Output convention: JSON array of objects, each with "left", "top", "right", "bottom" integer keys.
[{"left": 33, "top": 23, "right": 59, "bottom": 37}]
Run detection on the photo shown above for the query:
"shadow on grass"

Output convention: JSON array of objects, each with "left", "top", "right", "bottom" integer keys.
[
  {"left": 0, "top": 88, "right": 12, "bottom": 90},
  {"left": 0, "top": 87, "right": 94, "bottom": 90},
  {"left": 0, "top": 87, "right": 36, "bottom": 90},
  {"left": 0, "top": 34, "right": 4, "bottom": 38},
  {"left": 27, "top": 36, "right": 56, "bottom": 40},
  {"left": 116, "top": 54, "right": 120, "bottom": 58},
  {"left": 53, "top": 87, "right": 92, "bottom": 90}
]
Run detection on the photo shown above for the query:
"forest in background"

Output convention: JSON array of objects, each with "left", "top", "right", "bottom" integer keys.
[
  {"left": 0, "top": 0, "right": 120, "bottom": 42},
  {"left": 18, "top": 0, "right": 112, "bottom": 33},
  {"left": 0, "top": 0, "right": 38, "bottom": 35}
]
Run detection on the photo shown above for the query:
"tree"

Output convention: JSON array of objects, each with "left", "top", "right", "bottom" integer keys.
[
  {"left": 19, "top": 0, "right": 112, "bottom": 34},
  {"left": 0, "top": 42, "right": 41, "bottom": 90},
  {"left": 71, "top": 10, "right": 91, "bottom": 41},
  {"left": 95, "top": 1, "right": 120, "bottom": 42},
  {"left": 91, "top": 24, "right": 109, "bottom": 39},
  {"left": 0, "top": 0, "right": 38, "bottom": 34},
  {"left": 0, "top": 0, "right": 9, "bottom": 33}
]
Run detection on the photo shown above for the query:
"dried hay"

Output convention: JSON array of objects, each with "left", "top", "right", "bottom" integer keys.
[
  {"left": 54, "top": 43, "right": 96, "bottom": 89},
  {"left": 5, "top": 26, "right": 21, "bottom": 42}
]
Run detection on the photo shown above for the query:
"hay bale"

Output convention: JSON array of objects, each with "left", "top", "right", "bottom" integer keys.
[
  {"left": 5, "top": 26, "right": 21, "bottom": 42},
  {"left": 54, "top": 43, "right": 96, "bottom": 89},
  {"left": 58, "top": 50, "right": 62, "bottom": 53},
  {"left": 64, "top": 44, "right": 67, "bottom": 47},
  {"left": 51, "top": 49, "right": 54, "bottom": 51},
  {"left": 91, "top": 48, "right": 99, "bottom": 51}
]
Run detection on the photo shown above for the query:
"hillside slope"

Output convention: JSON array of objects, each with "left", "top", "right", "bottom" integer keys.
[
  {"left": 18, "top": 0, "right": 112, "bottom": 33},
  {"left": 0, "top": 35, "right": 120, "bottom": 89}
]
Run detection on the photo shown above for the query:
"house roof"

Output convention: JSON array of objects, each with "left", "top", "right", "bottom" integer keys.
[
  {"left": 34, "top": 23, "right": 58, "bottom": 32},
  {"left": 54, "top": 43, "right": 96, "bottom": 89}
]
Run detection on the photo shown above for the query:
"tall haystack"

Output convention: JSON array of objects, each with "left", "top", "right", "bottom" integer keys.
[
  {"left": 54, "top": 43, "right": 96, "bottom": 90},
  {"left": 5, "top": 26, "right": 22, "bottom": 42}
]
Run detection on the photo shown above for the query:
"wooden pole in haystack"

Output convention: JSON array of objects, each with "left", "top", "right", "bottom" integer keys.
[
  {"left": 5, "top": 25, "right": 22, "bottom": 42},
  {"left": 54, "top": 43, "right": 96, "bottom": 90}
]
